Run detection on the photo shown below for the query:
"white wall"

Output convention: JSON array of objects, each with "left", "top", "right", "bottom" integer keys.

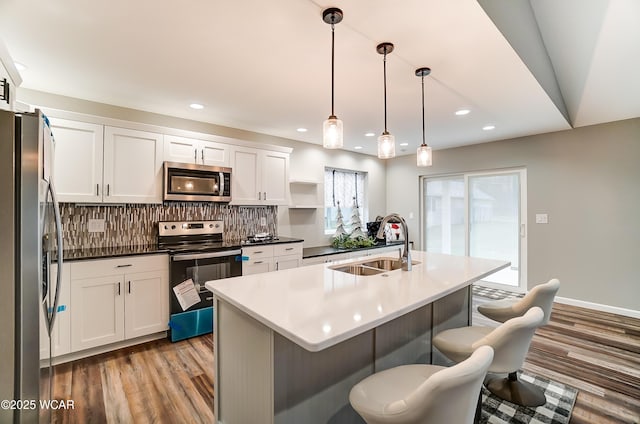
[{"left": 386, "top": 118, "right": 640, "bottom": 312}]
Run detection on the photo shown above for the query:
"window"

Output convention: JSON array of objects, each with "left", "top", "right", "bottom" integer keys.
[{"left": 324, "top": 168, "right": 368, "bottom": 234}]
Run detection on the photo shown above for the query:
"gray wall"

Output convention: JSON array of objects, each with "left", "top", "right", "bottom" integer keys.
[
  {"left": 386, "top": 118, "right": 640, "bottom": 311},
  {"left": 17, "top": 88, "right": 387, "bottom": 248}
]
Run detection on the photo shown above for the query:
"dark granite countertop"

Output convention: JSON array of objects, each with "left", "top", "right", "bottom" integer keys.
[
  {"left": 61, "top": 244, "right": 170, "bottom": 261},
  {"left": 303, "top": 241, "right": 403, "bottom": 259},
  {"left": 61, "top": 237, "right": 305, "bottom": 262}
]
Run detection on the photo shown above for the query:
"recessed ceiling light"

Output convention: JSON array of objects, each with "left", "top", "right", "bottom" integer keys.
[
  {"left": 364, "top": 132, "right": 375, "bottom": 137},
  {"left": 14, "top": 62, "right": 26, "bottom": 71},
  {"left": 354, "top": 146, "right": 363, "bottom": 150},
  {"left": 296, "top": 128, "right": 308, "bottom": 132},
  {"left": 189, "top": 103, "right": 204, "bottom": 110},
  {"left": 455, "top": 109, "right": 470, "bottom": 116},
  {"left": 482, "top": 125, "right": 496, "bottom": 131},
  {"left": 399, "top": 142, "right": 409, "bottom": 147}
]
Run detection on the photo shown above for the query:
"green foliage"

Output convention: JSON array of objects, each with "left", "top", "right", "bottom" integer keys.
[{"left": 331, "top": 234, "right": 376, "bottom": 249}]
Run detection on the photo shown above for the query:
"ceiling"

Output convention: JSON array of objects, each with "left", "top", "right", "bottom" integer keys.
[{"left": 1, "top": 0, "right": 638, "bottom": 157}]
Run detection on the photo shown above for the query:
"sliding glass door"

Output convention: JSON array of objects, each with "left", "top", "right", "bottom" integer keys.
[{"left": 422, "top": 169, "right": 527, "bottom": 292}]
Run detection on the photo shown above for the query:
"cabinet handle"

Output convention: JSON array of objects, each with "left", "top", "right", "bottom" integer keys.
[
  {"left": 107, "top": 184, "right": 110, "bottom": 196},
  {"left": 201, "top": 150, "right": 204, "bottom": 163},
  {"left": 276, "top": 262, "right": 279, "bottom": 270},
  {"left": 264, "top": 191, "right": 267, "bottom": 200},
  {"left": 194, "top": 148, "right": 197, "bottom": 162},
  {"left": 254, "top": 251, "right": 263, "bottom": 254},
  {"left": 254, "top": 261, "right": 263, "bottom": 264},
  {"left": 117, "top": 282, "right": 121, "bottom": 296},
  {"left": 285, "top": 247, "right": 294, "bottom": 251},
  {"left": 96, "top": 184, "right": 99, "bottom": 196},
  {"left": 128, "top": 281, "right": 131, "bottom": 294},
  {"left": 258, "top": 192, "right": 262, "bottom": 200},
  {"left": 116, "top": 264, "right": 133, "bottom": 268}
]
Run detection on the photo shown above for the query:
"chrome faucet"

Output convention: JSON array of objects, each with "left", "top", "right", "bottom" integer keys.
[{"left": 376, "top": 213, "right": 412, "bottom": 271}]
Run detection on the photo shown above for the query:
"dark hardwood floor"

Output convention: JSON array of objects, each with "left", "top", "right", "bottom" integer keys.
[{"left": 43, "top": 295, "right": 639, "bottom": 423}]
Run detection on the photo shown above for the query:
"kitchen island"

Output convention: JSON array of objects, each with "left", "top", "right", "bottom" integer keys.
[{"left": 205, "top": 251, "right": 509, "bottom": 424}]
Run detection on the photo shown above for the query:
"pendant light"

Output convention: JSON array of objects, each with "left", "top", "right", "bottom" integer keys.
[
  {"left": 322, "top": 8, "right": 344, "bottom": 149},
  {"left": 377, "top": 42, "right": 395, "bottom": 159},
  {"left": 416, "top": 67, "right": 433, "bottom": 167}
]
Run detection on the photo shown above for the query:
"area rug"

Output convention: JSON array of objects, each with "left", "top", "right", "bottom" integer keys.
[
  {"left": 473, "top": 284, "right": 524, "bottom": 301},
  {"left": 481, "top": 372, "right": 577, "bottom": 424}
]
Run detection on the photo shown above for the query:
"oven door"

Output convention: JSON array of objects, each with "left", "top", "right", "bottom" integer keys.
[{"left": 168, "top": 249, "right": 241, "bottom": 342}]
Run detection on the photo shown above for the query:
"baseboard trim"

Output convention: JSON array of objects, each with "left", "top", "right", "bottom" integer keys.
[
  {"left": 40, "top": 332, "right": 167, "bottom": 367},
  {"left": 554, "top": 296, "right": 640, "bottom": 319}
]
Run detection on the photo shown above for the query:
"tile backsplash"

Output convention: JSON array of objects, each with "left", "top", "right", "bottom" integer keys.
[{"left": 60, "top": 203, "right": 277, "bottom": 250}]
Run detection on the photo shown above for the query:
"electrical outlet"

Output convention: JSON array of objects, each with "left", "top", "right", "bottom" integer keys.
[
  {"left": 535, "top": 214, "right": 548, "bottom": 224},
  {"left": 88, "top": 218, "right": 105, "bottom": 233},
  {"left": 260, "top": 217, "right": 267, "bottom": 226}
]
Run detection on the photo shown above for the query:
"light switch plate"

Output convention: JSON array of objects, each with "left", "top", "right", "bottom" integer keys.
[
  {"left": 535, "top": 214, "right": 548, "bottom": 224},
  {"left": 88, "top": 218, "right": 105, "bottom": 232}
]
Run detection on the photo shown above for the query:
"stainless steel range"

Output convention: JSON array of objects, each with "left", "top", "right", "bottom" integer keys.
[{"left": 158, "top": 220, "right": 242, "bottom": 342}]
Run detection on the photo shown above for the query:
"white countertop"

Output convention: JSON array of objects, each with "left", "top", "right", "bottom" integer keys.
[{"left": 205, "top": 251, "right": 509, "bottom": 352}]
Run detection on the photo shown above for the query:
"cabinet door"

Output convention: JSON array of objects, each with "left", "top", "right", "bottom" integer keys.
[
  {"left": 261, "top": 151, "right": 289, "bottom": 205},
  {"left": 230, "top": 147, "right": 261, "bottom": 205},
  {"left": 124, "top": 270, "right": 169, "bottom": 339},
  {"left": 39, "top": 263, "right": 71, "bottom": 360},
  {"left": 274, "top": 255, "right": 301, "bottom": 271},
  {"left": 71, "top": 275, "right": 125, "bottom": 351},
  {"left": 103, "top": 126, "right": 164, "bottom": 204},
  {"left": 49, "top": 118, "right": 104, "bottom": 203},
  {"left": 164, "top": 134, "right": 198, "bottom": 164},
  {"left": 201, "top": 140, "right": 229, "bottom": 167}
]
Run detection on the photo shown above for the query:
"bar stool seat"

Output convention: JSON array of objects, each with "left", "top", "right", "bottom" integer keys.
[
  {"left": 478, "top": 279, "right": 560, "bottom": 325},
  {"left": 433, "top": 307, "right": 546, "bottom": 407},
  {"left": 349, "top": 346, "right": 494, "bottom": 424}
]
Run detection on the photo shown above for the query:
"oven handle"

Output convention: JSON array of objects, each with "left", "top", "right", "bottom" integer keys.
[{"left": 171, "top": 249, "right": 242, "bottom": 261}]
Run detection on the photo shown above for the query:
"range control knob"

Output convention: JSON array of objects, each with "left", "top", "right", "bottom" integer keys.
[
  {"left": 209, "top": 224, "right": 214, "bottom": 228},
  {"left": 171, "top": 225, "right": 176, "bottom": 230}
]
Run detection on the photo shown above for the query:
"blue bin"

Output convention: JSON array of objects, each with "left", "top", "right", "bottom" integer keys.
[{"left": 169, "top": 307, "right": 214, "bottom": 342}]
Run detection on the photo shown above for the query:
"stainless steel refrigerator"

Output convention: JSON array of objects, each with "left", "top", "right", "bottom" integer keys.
[{"left": 0, "top": 109, "right": 64, "bottom": 423}]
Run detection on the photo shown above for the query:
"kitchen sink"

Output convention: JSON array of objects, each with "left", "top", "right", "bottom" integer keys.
[
  {"left": 330, "top": 264, "right": 386, "bottom": 276},
  {"left": 361, "top": 258, "right": 421, "bottom": 271},
  {"left": 330, "top": 257, "right": 421, "bottom": 276}
]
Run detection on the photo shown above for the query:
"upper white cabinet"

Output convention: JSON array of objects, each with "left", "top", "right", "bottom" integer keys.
[
  {"left": 231, "top": 146, "right": 290, "bottom": 205},
  {"left": 103, "top": 126, "right": 163, "bottom": 204},
  {"left": 49, "top": 118, "right": 104, "bottom": 203},
  {"left": 164, "top": 134, "right": 229, "bottom": 167},
  {"left": 49, "top": 118, "right": 164, "bottom": 204}
]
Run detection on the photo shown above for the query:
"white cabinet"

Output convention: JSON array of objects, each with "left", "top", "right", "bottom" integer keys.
[
  {"left": 49, "top": 118, "right": 104, "bottom": 203},
  {"left": 164, "top": 134, "right": 229, "bottom": 167},
  {"left": 230, "top": 146, "right": 290, "bottom": 205},
  {"left": 242, "top": 242, "right": 303, "bottom": 275},
  {"left": 70, "top": 255, "right": 168, "bottom": 352},
  {"left": 103, "top": 126, "right": 164, "bottom": 204},
  {"left": 0, "top": 45, "right": 19, "bottom": 111},
  {"left": 49, "top": 119, "right": 164, "bottom": 204},
  {"left": 39, "top": 263, "right": 71, "bottom": 360}
]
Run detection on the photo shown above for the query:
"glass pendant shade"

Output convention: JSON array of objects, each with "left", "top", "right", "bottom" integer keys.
[
  {"left": 417, "top": 144, "right": 432, "bottom": 167},
  {"left": 323, "top": 116, "right": 343, "bottom": 149},
  {"left": 377, "top": 132, "right": 395, "bottom": 159}
]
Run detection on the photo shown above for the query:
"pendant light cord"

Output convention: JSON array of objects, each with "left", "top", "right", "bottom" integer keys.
[
  {"left": 383, "top": 51, "right": 388, "bottom": 133},
  {"left": 331, "top": 23, "right": 335, "bottom": 117},
  {"left": 421, "top": 74, "right": 426, "bottom": 146}
]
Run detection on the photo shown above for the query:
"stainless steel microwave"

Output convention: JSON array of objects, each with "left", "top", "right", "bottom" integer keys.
[{"left": 163, "top": 162, "right": 232, "bottom": 202}]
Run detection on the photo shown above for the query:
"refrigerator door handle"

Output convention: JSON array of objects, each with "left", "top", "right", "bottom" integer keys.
[{"left": 46, "top": 181, "right": 64, "bottom": 336}]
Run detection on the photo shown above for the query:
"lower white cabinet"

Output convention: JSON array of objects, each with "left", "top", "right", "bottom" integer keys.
[
  {"left": 40, "top": 263, "right": 71, "bottom": 360},
  {"left": 242, "top": 243, "right": 303, "bottom": 275},
  {"left": 70, "top": 255, "right": 168, "bottom": 352}
]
